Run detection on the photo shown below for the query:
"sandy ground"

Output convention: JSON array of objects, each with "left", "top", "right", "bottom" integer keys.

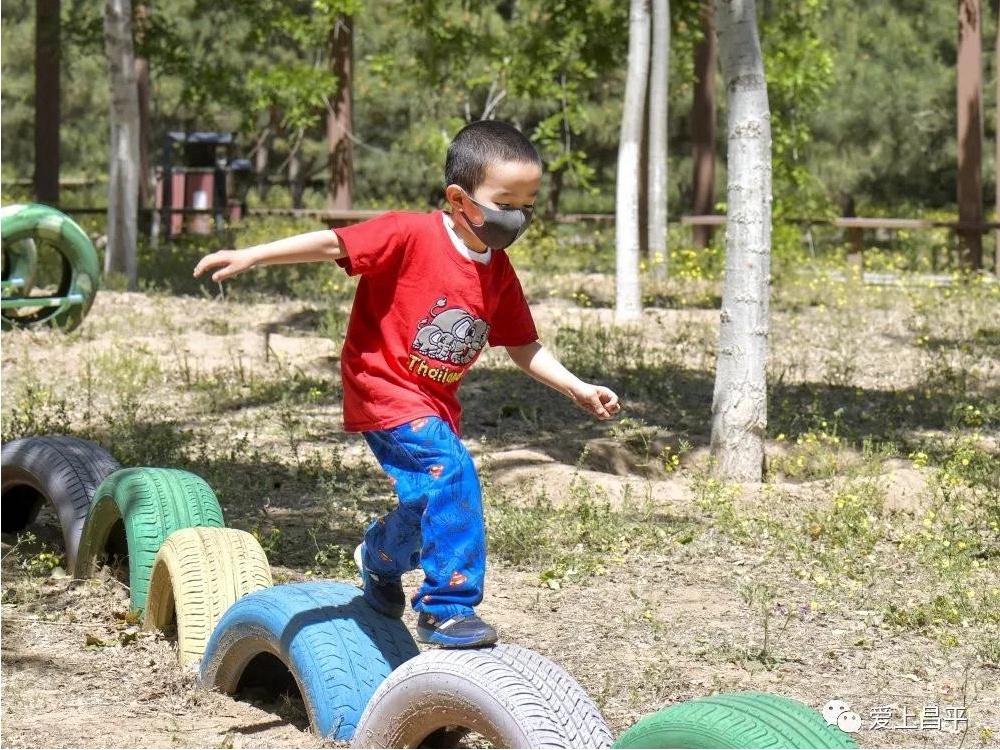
[{"left": 2, "top": 286, "right": 998, "bottom": 748}]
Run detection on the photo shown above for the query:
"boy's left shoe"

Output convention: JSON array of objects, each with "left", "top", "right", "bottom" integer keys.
[
  {"left": 354, "top": 543, "right": 405, "bottom": 618},
  {"left": 416, "top": 611, "right": 499, "bottom": 648}
]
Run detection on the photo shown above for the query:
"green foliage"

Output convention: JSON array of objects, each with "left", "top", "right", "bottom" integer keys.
[
  {"left": 1, "top": 0, "right": 992, "bottom": 240},
  {"left": 760, "top": 0, "right": 836, "bottom": 219}
]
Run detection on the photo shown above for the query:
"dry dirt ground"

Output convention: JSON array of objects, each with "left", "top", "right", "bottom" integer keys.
[{"left": 1, "top": 277, "right": 998, "bottom": 749}]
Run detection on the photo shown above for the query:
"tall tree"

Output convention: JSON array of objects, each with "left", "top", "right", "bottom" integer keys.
[
  {"left": 690, "top": 0, "right": 716, "bottom": 248},
  {"left": 134, "top": 1, "right": 151, "bottom": 209},
  {"left": 326, "top": 13, "right": 354, "bottom": 210},
  {"left": 647, "top": 0, "right": 670, "bottom": 279},
  {"left": 615, "top": 0, "right": 651, "bottom": 323},
  {"left": 709, "top": 0, "right": 772, "bottom": 482},
  {"left": 104, "top": 0, "right": 140, "bottom": 289},
  {"left": 34, "top": 0, "right": 60, "bottom": 204},
  {"left": 957, "top": 0, "right": 983, "bottom": 269}
]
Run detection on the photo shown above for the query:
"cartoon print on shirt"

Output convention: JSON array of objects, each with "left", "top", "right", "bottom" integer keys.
[{"left": 411, "top": 297, "right": 490, "bottom": 365}]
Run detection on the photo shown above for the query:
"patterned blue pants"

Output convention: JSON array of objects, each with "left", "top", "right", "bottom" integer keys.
[{"left": 360, "top": 414, "right": 486, "bottom": 620}]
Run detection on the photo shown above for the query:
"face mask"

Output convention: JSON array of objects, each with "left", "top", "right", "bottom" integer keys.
[{"left": 459, "top": 191, "right": 533, "bottom": 250}]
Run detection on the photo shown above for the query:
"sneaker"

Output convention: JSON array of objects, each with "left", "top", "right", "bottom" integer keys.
[
  {"left": 354, "top": 543, "right": 405, "bottom": 618},
  {"left": 416, "top": 611, "right": 499, "bottom": 648}
]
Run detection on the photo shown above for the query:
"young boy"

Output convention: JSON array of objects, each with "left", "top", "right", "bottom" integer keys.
[{"left": 193, "top": 120, "right": 621, "bottom": 647}]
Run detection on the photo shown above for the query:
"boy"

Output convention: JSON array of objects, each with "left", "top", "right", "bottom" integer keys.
[{"left": 193, "top": 120, "right": 621, "bottom": 647}]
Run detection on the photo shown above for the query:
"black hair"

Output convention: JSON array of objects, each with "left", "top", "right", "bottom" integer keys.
[{"left": 444, "top": 120, "right": 542, "bottom": 192}]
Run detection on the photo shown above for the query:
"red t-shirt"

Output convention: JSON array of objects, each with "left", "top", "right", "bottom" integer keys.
[{"left": 332, "top": 209, "right": 538, "bottom": 437}]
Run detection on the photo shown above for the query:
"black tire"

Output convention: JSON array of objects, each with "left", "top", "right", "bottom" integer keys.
[{"left": 1, "top": 435, "right": 121, "bottom": 570}]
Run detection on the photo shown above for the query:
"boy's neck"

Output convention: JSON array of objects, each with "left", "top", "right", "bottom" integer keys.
[{"left": 445, "top": 211, "right": 490, "bottom": 254}]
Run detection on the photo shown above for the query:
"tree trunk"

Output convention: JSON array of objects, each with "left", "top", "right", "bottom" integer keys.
[
  {"left": 256, "top": 106, "right": 280, "bottom": 202},
  {"left": 104, "top": 0, "right": 140, "bottom": 289},
  {"left": 326, "top": 14, "right": 354, "bottom": 211},
  {"left": 957, "top": 0, "right": 983, "bottom": 269},
  {"left": 134, "top": 2, "right": 151, "bottom": 209},
  {"left": 546, "top": 168, "right": 564, "bottom": 218},
  {"left": 34, "top": 0, "right": 60, "bottom": 205},
  {"left": 289, "top": 138, "right": 304, "bottom": 209},
  {"left": 691, "top": 0, "right": 717, "bottom": 248},
  {"left": 995, "top": 14, "right": 999, "bottom": 276},
  {"left": 639, "top": 78, "right": 650, "bottom": 258},
  {"left": 615, "top": 0, "right": 651, "bottom": 323},
  {"left": 648, "top": 0, "right": 670, "bottom": 280},
  {"left": 709, "top": 0, "right": 772, "bottom": 482}
]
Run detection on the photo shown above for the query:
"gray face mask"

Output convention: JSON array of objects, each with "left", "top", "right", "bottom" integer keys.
[{"left": 460, "top": 192, "right": 533, "bottom": 250}]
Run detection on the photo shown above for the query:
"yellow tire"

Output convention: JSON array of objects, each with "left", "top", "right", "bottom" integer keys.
[{"left": 143, "top": 527, "right": 273, "bottom": 666}]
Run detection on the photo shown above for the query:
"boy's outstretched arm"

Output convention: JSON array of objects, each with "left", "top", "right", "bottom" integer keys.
[
  {"left": 505, "top": 341, "right": 621, "bottom": 420},
  {"left": 192, "top": 230, "right": 344, "bottom": 282}
]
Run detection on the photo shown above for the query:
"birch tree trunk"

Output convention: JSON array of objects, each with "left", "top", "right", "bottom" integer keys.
[
  {"left": 648, "top": 0, "right": 670, "bottom": 281},
  {"left": 104, "top": 0, "right": 140, "bottom": 289},
  {"left": 709, "top": 0, "right": 772, "bottom": 482},
  {"left": 691, "top": 0, "right": 717, "bottom": 248},
  {"left": 615, "top": 0, "right": 651, "bottom": 323}
]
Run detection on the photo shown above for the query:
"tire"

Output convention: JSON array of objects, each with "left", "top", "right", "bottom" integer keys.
[
  {"left": 73, "top": 467, "right": 225, "bottom": 613},
  {"left": 143, "top": 527, "right": 273, "bottom": 667},
  {"left": 1, "top": 435, "right": 120, "bottom": 571},
  {"left": 351, "top": 648, "right": 572, "bottom": 748},
  {"left": 199, "top": 581, "right": 419, "bottom": 742},
  {"left": 2, "top": 237, "right": 39, "bottom": 294},
  {"left": 0, "top": 203, "right": 100, "bottom": 332},
  {"left": 612, "top": 692, "right": 859, "bottom": 749},
  {"left": 487, "top": 643, "right": 614, "bottom": 748}
]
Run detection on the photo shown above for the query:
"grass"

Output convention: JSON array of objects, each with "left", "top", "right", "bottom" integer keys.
[{"left": 484, "top": 474, "right": 695, "bottom": 589}]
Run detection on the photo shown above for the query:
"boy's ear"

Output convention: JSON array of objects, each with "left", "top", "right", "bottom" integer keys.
[{"left": 444, "top": 184, "right": 466, "bottom": 209}]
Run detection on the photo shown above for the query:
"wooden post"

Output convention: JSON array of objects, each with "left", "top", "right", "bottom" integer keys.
[
  {"left": 842, "top": 193, "right": 864, "bottom": 272},
  {"left": 957, "top": 0, "right": 983, "bottom": 269}
]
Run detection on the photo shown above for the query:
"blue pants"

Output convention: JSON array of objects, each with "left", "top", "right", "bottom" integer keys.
[{"left": 360, "top": 414, "right": 486, "bottom": 620}]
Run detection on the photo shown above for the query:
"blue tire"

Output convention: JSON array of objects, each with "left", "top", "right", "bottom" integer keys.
[{"left": 199, "top": 581, "right": 418, "bottom": 741}]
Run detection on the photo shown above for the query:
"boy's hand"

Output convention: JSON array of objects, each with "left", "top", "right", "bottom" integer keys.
[
  {"left": 569, "top": 382, "right": 621, "bottom": 420},
  {"left": 193, "top": 249, "right": 257, "bottom": 282}
]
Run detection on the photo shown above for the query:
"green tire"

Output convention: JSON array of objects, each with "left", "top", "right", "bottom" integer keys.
[
  {"left": 73, "top": 468, "right": 225, "bottom": 613},
  {"left": 2, "top": 238, "right": 39, "bottom": 294},
  {"left": 1, "top": 203, "right": 100, "bottom": 332},
  {"left": 613, "top": 692, "right": 859, "bottom": 749}
]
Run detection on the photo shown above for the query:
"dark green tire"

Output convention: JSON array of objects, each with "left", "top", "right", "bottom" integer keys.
[
  {"left": 1, "top": 203, "right": 100, "bottom": 332},
  {"left": 613, "top": 692, "right": 858, "bottom": 749},
  {"left": 73, "top": 467, "right": 225, "bottom": 613}
]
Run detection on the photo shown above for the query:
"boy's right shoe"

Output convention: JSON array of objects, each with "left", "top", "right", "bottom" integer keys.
[
  {"left": 354, "top": 543, "right": 405, "bottom": 619},
  {"left": 416, "top": 611, "right": 499, "bottom": 648}
]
